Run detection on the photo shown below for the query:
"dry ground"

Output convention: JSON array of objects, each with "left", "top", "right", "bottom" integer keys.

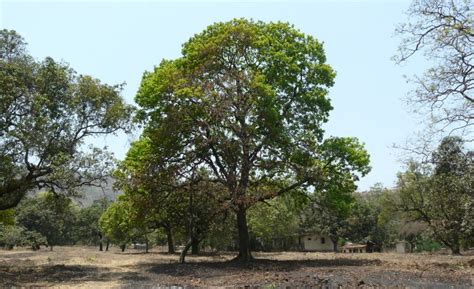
[{"left": 0, "top": 246, "right": 473, "bottom": 288}]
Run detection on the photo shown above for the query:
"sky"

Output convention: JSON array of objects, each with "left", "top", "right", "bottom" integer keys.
[{"left": 0, "top": 0, "right": 423, "bottom": 191}]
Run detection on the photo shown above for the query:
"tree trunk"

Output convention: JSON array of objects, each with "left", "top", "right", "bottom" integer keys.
[
  {"left": 179, "top": 241, "right": 193, "bottom": 264},
  {"left": 449, "top": 233, "right": 462, "bottom": 255},
  {"left": 191, "top": 236, "right": 199, "bottom": 255},
  {"left": 331, "top": 237, "right": 338, "bottom": 253},
  {"left": 50, "top": 245, "right": 53, "bottom": 251},
  {"left": 188, "top": 182, "right": 198, "bottom": 255},
  {"left": 440, "top": 232, "right": 461, "bottom": 255},
  {"left": 166, "top": 226, "right": 175, "bottom": 254},
  {"left": 450, "top": 244, "right": 461, "bottom": 255},
  {"left": 0, "top": 176, "right": 33, "bottom": 210},
  {"left": 145, "top": 235, "right": 149, "bottom": 253},
  {"left": 106, "top": 240, "right": 109, "bottom": 251},
  {"left": 99, "top": 233, "right": 103, "bottom": 251},
  {"left": 235, "top": 206, "right": 252, "bottom": 261},
  {"left": 121, "top": 244, "right": 126, "bottom": 252}
]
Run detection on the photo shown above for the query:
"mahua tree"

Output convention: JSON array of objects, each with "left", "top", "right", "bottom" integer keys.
[{"left": 135, "top": 19, "right": 370, "bottom": 261}]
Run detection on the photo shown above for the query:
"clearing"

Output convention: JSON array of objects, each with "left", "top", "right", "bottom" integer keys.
[{"left": 0, "top": 246, "right": 473, "bottom": 288}]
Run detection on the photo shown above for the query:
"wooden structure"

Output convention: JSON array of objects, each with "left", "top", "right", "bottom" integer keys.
[
  {"left": 340, "top": 243, "right": 367, "bottom": 253},
  {"left": 340, "top": 241, "right": 380, "bottom": 253}
]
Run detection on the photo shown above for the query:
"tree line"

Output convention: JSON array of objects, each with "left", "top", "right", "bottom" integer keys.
[{"left": 2, "top": 135, "right": 471, "bottom": 257}]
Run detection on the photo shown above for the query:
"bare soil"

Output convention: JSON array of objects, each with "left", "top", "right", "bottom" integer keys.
[{"left": 0, "top": 246, "right": 473, "bottom": 288}]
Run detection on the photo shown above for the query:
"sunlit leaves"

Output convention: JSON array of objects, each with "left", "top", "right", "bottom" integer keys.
[{"left": 0, "top": 30, "right": 134, "bottom": 210}]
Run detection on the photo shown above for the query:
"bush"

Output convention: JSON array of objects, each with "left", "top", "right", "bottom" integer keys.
[
  {"left": 0, "top": 225, "right": 47, "bottom": 250},
  {"left": 415, "top": 239, "right": 443, "bottom": 252}
]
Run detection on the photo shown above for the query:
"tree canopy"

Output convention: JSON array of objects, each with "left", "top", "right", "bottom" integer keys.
[
  {"left": 394, "top": 137, "right": 473, "bottom": 254},
  {"left": 0, "top": 30, "right": 134, "bottom": 210},
  {"left": 135, "top": 19, "right": 370, "bottom": 261},
  {"left": 15, "top": 192, "right": 77, "bottom": 250}
]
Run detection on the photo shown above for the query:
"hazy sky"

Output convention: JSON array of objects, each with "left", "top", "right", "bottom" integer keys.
[{"left": 1, "top": 0, "right": 423, "bottom": 191}]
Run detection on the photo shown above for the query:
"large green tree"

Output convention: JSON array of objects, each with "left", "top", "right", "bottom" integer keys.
[
  {"left": 135, "top": 19, "right": 370, "bottom": 261},
  {"left": 0, "top": 30, "right": 133, "bottom": 210}
]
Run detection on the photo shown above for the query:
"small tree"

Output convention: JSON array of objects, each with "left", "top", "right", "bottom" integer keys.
[
  {"left": 378, "top": 186, "right": 427, "bottom": 251},
  {"left": 16, "top": 192, "right": 78, "bottom": 250},
  {"left": 99, "top": 198, "right": 137, "bottom": 252},
  {"left": 75, "top": 198, "right": 110, "bottom": 250},
  {"left": 114, "top": 137, "right": 231, "bottom": 259},
  {"left": 396, "top": 137, "right": 473, "bottom": 254},
  {"left": 0, "top": 209, "right": 14, "bottom": 226},
  {"left": 345, "top": 192, "right": 390, "bottom": 249},
  {"left": 0, "top": 225, "right": 47, "bottom": 250}
]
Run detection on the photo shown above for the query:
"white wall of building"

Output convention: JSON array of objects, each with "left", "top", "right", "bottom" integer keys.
[
  {"left": 396, "top": 241, "right": 410, "bottom": 253},
  {"left": 302, "top": 235, "right": 334, "bottom": 251}
]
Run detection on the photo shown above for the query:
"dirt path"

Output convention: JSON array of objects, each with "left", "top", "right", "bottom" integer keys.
[{"left": 0, "top": 246, "right": 473, "bottom": 288}]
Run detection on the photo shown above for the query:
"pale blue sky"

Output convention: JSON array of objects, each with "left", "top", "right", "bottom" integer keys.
[{"left": 1, "top": 0, "right": 422, "bottom": 191}]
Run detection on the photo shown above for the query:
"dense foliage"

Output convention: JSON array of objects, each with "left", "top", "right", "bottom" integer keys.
[
  {"left": 393, "top": 137, "right": 473, "bottom": 254},
  {"left": 0, "top": 30, "right": 133, "bottom": 210},
  {"left": 0, "top": 195, "right": 110, "bottom": 250},
  {"left": 134, "top": 18, "right": 370, "bottom": 261}
]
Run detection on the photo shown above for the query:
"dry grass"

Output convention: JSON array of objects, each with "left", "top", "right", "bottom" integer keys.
[{"left": 0, "top": 246, "right": 473, "bottom": 288}]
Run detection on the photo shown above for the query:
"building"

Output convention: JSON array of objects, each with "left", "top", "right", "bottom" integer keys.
[
  {"left": 396, "top": 240, "right": 411, "bottom": 253},
  {"left": 300, "top": 234, "right": 334, "bottom": 251}
]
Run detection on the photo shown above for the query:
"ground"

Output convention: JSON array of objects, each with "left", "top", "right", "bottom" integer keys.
[{"left": 0, "top": 246, "right": 473, "bottom": 288}]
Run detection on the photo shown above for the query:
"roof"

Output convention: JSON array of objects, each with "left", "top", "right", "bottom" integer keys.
[{"left": 342, "top": 244, "right": 367, "bottom": 249}]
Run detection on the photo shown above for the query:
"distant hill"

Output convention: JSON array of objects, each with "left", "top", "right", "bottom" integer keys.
[
  {"left": 72, "top": 177, "right": 122, "bottom": 207},
  {"left": 27, "top": 177, "right": 122, "bottom": 207}
]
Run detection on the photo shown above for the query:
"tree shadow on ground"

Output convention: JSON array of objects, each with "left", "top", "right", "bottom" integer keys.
[
  {"left": 115, "top": 250, "right": 183, "bottom": 256},
  {"left": 114, "top": 251, "right": 151, "bottom": 255},
  {"left": 0, "top": 264, "right": 150, "bottom": 286},
  {"left": 117, "top": 250, "right": 231, "bottom": 257},
  {"left": 140, "top": 258, "right": 473, "bottom": 288},
  {"left": 145, "top": 257, "right": 382, "bottom": 278}
]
